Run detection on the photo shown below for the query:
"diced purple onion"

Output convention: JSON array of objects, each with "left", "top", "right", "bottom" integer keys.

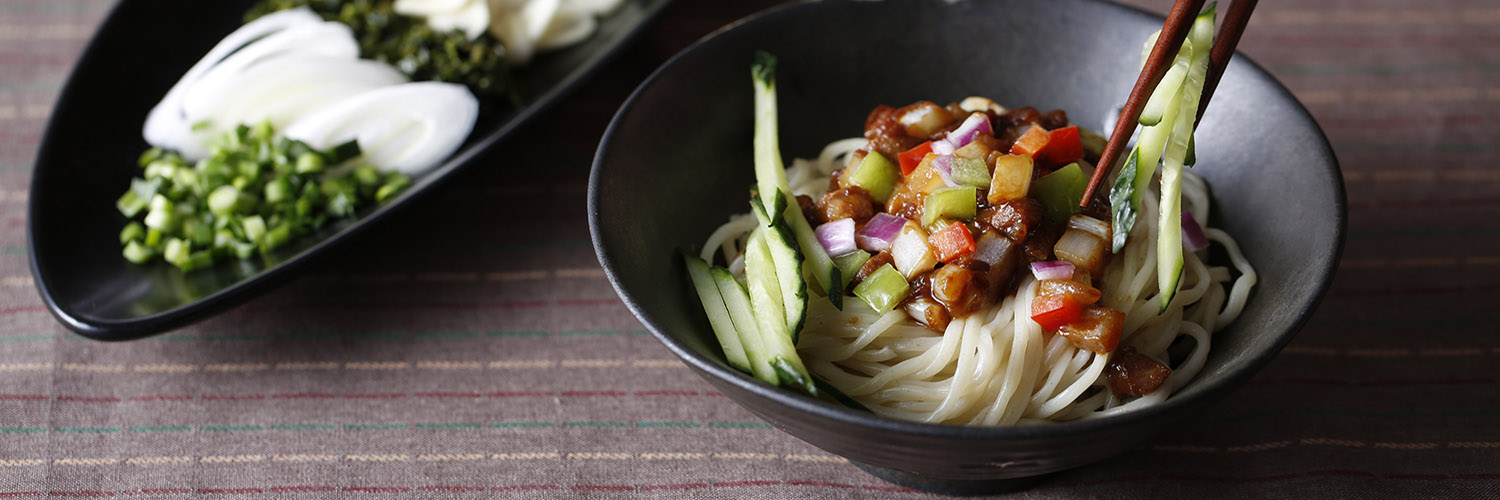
[
  {"left": 931, "top": 139, "right": 955, "bottom": 155},
  {"left": 944, "top": 112, "right": 994, "bottom": 150},
  {"left": 815, "top": 218, "right": 858, "bottom": 257},
  {"left": 1182, "top": 211, "right": 1209, "bottom": 252},
  {"left": 856, "top": 213, "right": 905, "bottom": 252},
  {"left": 1030, "top": 261, "right": 1075, "bottom": 281},
  {"left": 930, "top": 154, "right": 959, "bottom": 187}
]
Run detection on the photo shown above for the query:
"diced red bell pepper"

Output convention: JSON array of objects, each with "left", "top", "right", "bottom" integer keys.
[
  {"left": 898, "top": 142, "right": 933, "bottom": 176},
  {"left": 1042, "top": 126, "right": 1083, "bottom": 167},
  {"left": 1030, "top": 293, "right": 1083, "bottom": 332},
  {"left": 927, "top": 222, "right": 976, "bottom": 263},
  {"left": 1010, "top": 125, "right": 1051, "bottom": 158}
]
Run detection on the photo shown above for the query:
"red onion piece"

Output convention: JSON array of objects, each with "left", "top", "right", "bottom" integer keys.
[
  {"left": 1182, "top": 211, "right": 1210, "bottom": 252},
  {"left": 931, "top": 154, "right": 959, "bottom": 187},
  {"left": 1031, "top": 261, "right": 1075, "bottom": 281},
  {"left": 815, "top": 218, "right": 858, "bottom": 257},
  {"left": 931, "top": 139, "right": 955, "bottom": 155},
  {"left": 856, "top": 213, "right": 905, "bottom": 252},
  {"left": 945, "top": 112, "right": 993, "bottom": 150}
]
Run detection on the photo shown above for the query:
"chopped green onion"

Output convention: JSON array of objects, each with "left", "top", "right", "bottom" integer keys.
[{"left": 119, "top": 222, "right": 145, "bottom": 245}]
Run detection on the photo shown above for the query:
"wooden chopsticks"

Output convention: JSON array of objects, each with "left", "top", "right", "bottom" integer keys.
[{"left": 1079, "top": 0, "right": 1257, "bottom": 206}]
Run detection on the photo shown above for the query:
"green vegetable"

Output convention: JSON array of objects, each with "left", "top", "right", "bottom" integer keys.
[
  {"left": 1158, "top": 5, "right": 1217, "bottom": 312},
  {"left": 115, "top": 121, "right": 408, "bottom": 270},
  {"left": 247, "top": 0, "right": 513, "bottom": 106},
  {"left": 711, "top": 265, "right": 778, "bottom": 385},
  {"left": 752, "top": 51, "right": 840, "bottom": 308},
  {"left": 1033, "top": 163, "right": 1086, "bottom": 225},
  {"left": 852, "top": 264, "right": 909, "bottom": 314},
  {"left": 847, "top": 151, "right": 900, "bottom": 202},
  {"left": 950, "top": 157, "right": 991, "bottom": 188},
  {"left": 749, "top": 193, "right": 808, "bottom": 338},
  {"left": 1109, "top": 149, "right": 1141, "bottom": 253},
  {"left": 744, "top": 228, "right": 817, "bottom": 395},
  {"left": 682, "top": 251, "right": 752, "bottom": 372},
  {"left": 922, "top": 186, "right": 977, "bottom": 226},
  {"left": 832, "top": 250, "right": 871, "bottom": 291}
]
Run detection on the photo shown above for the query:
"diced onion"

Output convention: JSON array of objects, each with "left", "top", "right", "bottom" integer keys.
[
  {"left": 815, "top": 218, "right": 857, "bottom": 257},
  {"left": 930, "top": 155, "right": 960, "bottom": 187},
  {"left": 1067, "top": 214, "right": 1112, "bottom": 241},
  {"left": 857, "top": 213, "right": 905, "bottom": 252},
  {"left": 1182, "top": 210, "right": 1210, "bottom": 252},
  {"left": 890, "top": 222, "right": 938, "bottom": 279},
  {"left": 973, "top": 231, "right": 1015, "bottom": 267},
  {"left": 1031, "top": 261, "right": 1075, "bottom": 281},
  {"left": 931, "top": 139, "right": 955, "bottom": 156},
  {"left": 944, "top": 112, "right": 993, "bottom": 150}
]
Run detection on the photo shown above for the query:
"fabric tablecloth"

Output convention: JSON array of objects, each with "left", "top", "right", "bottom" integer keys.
[{"left": 2, "top": 0, "right": 1497, "bottom": 497}]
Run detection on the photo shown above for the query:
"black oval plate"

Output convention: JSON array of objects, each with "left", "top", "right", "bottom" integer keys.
[{"left": 30, "top": 0, "right": 671, "bottom": 340}]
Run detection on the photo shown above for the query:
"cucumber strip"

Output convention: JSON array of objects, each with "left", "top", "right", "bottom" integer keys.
[
  {"left": 771, "top": 356, "right": 817, "bottom": 396},
  {"left": 681, "top": 251, "right": 752, "bottom": 372},
  {"left": 1130, "top": 39, "right": 1192, "bottom": 204},
  {"left": 710, "top": 266, "right": 777, "bottom": 384},
  {"left": 744, "top": 229, "right": 816, "bottom": 391},
  {"left": 1138, "top": 61, "right": 1189, "bottom": 126},
  {"left": 1157, "top": 6, "right": 1216, "bottom": 312},
  {"left": 750, "top": 193, "right": 808, "bottom": 338},
  {"left": 739, "top": 230, "right": 786, "bottom": 384},
  {"left": 752, "top": 52, "right": 842, "bottom": 309}
]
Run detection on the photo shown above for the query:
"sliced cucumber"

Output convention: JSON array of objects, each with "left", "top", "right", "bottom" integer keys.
[
  {"left": 1138, "top": 58, "right": 1190, "bottom": 126},
  {"left": 744, "top": 228, "right": 817, "bottom": 393},
  {"left": 771, "top": 356, "right": 817, "bottom": 396},
  {"left": 1157, "top": 5, "right": 1216, "bottom": 312},
  {"left": 710, "top": 265, "right": 777, "bottom": 384},
  {"left": 749, "top": 193, "right": 807, "bottom": 338},
  {"left": 681, "top": 251, "right": 752, "bottom": 372},
  {"left": 752, "top": 51, "right": 841, "bottom": 309}
]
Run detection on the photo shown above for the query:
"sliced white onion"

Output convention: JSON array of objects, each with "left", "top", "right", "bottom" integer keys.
[
  {"left": 408, "top": 0, "right": 491, "bottom": 39},
  {"left": 561, "top": 0, "right": 623, "bottom": 15},
  {"left": 283, "top": 82, "right": 479, "bottom": 175},
  {"left": 143, "top": 8, "right": 325, "bottom": 157},
  {"left": 183, "top": 55, "right": 406, "bottom": 145},
  {"left": 535, "top": 8, "right": 596, "bottom": 50}
]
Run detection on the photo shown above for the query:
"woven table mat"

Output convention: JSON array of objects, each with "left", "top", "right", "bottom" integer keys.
[{"left": 2, "top": 0, "right": 1498, "bottom": 497}]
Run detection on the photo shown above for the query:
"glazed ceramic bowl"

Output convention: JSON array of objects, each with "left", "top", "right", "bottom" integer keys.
[{"left": 590, "top": 0, "right": 1343, "bottom": 492}]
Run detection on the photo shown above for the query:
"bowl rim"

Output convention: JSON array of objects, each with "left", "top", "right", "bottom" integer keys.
[{"left": 589, "top": 0, "right": 1346, "bottom": 441}]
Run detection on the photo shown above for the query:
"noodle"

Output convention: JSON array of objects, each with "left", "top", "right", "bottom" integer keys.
[{"left": 701, "top": 138, "right": 1255, "bottom": 424}]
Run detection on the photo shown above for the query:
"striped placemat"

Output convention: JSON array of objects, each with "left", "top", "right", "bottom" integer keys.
[{"left": 0, "top": 0, "right": 1496, "bottom": 497}]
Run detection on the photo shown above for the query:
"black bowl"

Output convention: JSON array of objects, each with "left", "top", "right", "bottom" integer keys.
[
  {"left": 589, "top": 0, "right": 1344, "bottom": 493},
  {"left": 29, "top": 0, "right": 671, "bottom": 340}
]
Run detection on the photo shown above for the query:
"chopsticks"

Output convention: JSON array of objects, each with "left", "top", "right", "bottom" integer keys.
[{"left": 1079, "top": 0, "right": 1257, "bottom": 206}]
